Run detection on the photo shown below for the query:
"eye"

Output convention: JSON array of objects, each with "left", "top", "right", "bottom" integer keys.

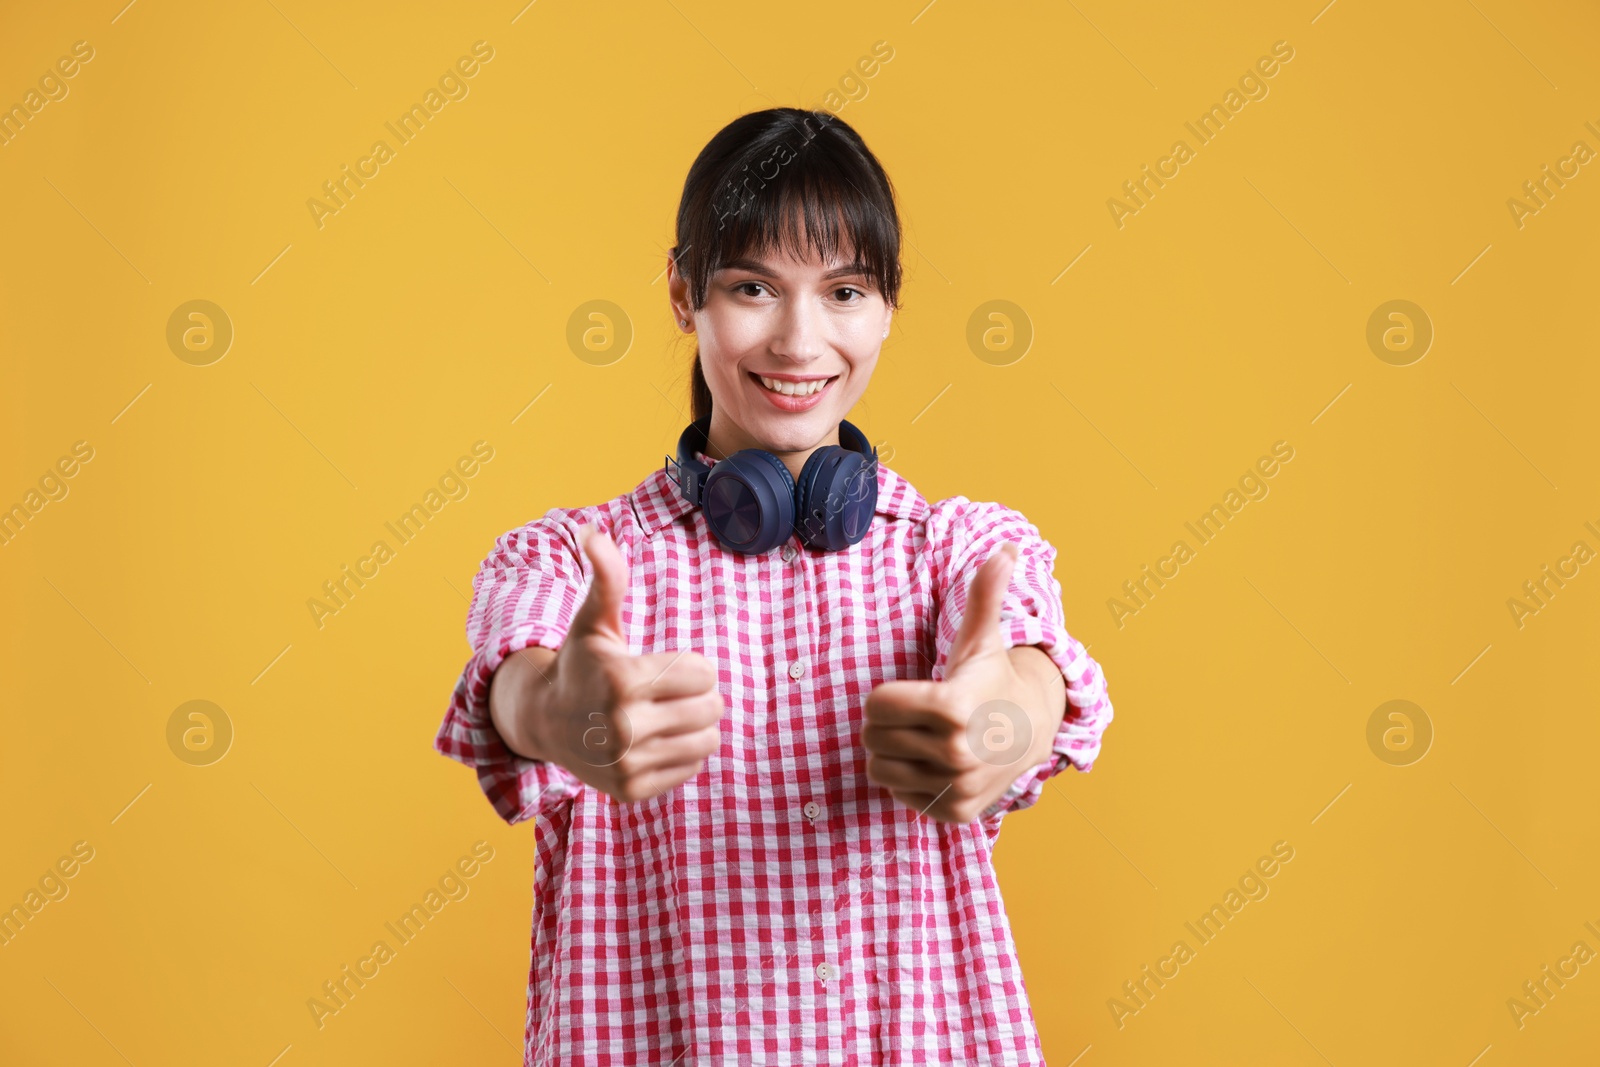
[
  {"left": 733, "top": 281, "right": 770, "bottom": 298},
  {"left": 834, "top": 286, "right": 867, "bottom": 302}
]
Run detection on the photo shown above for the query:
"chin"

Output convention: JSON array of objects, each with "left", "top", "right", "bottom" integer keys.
[
  {"left": 748, "top": 409, "right": 832, "bottom": 441},
  {"left": 751, "top": 420, "right": 828, "bottom": 452}
]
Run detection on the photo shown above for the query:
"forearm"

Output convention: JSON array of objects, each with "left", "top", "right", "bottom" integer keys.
[
  {"left": 489, "top": 645, "right": 561, "bottom": 762},
  {"left": 1007, "top": 645, "right": 1067, "bottom": 769}
]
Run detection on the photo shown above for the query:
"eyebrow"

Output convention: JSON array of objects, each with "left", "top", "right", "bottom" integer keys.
[{"left": 717, "top": 256, "right": 872, "bottom": 280}]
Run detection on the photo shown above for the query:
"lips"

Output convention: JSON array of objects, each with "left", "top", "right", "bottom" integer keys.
[{"left": 749, "top": 371, "right": 838, "bottom": 412}]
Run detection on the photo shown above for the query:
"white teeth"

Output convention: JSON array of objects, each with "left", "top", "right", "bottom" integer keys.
[{"left": 758, "top": 375, "right": 831, "bottom": 396}]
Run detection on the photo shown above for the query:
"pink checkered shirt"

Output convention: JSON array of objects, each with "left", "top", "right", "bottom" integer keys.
[{"left": 434, "top": 450, "right": 1114, "bottom": 1064}]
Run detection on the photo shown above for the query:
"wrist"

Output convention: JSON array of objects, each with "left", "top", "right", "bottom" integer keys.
[
  {"left": 491, "top": 646, "right": 560, "bottom": 761},
  {"left": 1006, "top": 646, "right": 1065, "bottom": 768},
  {"left": 1022, "top": 697, "right": 1061, "bottom": 771}
]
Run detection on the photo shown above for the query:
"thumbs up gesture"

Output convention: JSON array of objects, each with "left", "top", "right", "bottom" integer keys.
[
  {"left": 491, "top": 526, "right": 724, "bottom": 805},
  {"left": 862, "top": 542, "right": 1060, "bottom": 824}
]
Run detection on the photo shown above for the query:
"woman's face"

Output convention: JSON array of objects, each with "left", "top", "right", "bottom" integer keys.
[{"left": 669, "top": 239, "right": 891, "bottom": 461}]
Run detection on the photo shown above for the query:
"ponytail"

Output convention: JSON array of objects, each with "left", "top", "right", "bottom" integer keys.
[{"left": 690, "top": 350, "right": 713, "bottom": 424}]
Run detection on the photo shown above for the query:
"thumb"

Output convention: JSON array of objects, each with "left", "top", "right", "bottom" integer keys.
[
  {"left": 947, "top": 541, "right": 1017, "bottom": 671},
  {"left": 568, "top": 525, "right": 628, "bottom": 644}
]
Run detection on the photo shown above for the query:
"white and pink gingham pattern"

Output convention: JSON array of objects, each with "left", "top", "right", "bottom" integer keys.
[{"left": 435, "top": 450, "right": 1113, "bottom": 1064}]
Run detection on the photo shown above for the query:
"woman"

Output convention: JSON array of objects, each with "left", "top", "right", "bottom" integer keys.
[{"left": 435, "top": 107, "right": 1113, "bottom": 1064}]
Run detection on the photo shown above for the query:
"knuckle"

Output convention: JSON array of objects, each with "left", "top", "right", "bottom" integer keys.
[
  {"left": 934, "top": 692, "right": 966, "bottom": 724},
  {"left": 948, "top": 773, "right": 984, "bottom": 800},
  {"left": 614, "top": 774, "right": 652, "bottom": 805},
  {"left": 612, "top": 747, "right": 643, "bottom": 780},
  {"left": 949, "top": 801, "right": 980, "bottom": 823},
  {"left": 942, "top": 738, "right": 978, "bottom": 772},
  {"left": 695, "top": 661, "right": 719, "bottom": 693},
  {"left": 675, "top": 651, "right": 713, "bottom": 686}
]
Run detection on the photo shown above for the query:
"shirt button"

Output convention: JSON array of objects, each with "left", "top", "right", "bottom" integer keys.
[
  {"left": 803, "top": 801, "right": 820, "bottom": 820},
  {"left": 816, "top": 961, "right": 833, "bottom": 981},
  {"left": 781, "top": 543, "right": 797, "bottom": 562},
  {"left": 788, "top": 661, "right": 805, "bottom": 679}
]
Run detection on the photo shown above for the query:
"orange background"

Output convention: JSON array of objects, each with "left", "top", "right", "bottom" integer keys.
[{"left": 2, "top": 1, "right": 1597, "bottom": 1064}]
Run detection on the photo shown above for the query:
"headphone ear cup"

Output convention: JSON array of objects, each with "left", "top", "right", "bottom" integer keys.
[
  {"left": 793, "top": 445, "right": 835, "bottom": 546},
  {"left": 701, "top": 449, "right": 796, "bottom": 555},
  {"left": 795, "top": 446, "right": 877, "bottom": 551}
]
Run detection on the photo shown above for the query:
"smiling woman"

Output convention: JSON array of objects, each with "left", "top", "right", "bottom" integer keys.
[
  {"left": 434, "top": 105, "right": 1113, "bottom": 1066},
  {"left": 666, "top": 108, "right": 902, "bottom": 481}
]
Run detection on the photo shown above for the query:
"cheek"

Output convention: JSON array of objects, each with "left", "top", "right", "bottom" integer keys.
[
  {"left": 699, "top": 345, "right": 750, "bottom": 403},
  {"left": 700, "top": 319, "right": 763, "bottom": 380},
  {"left": 712, "top": 313, "right": 765, "bottom": 352},
  {"left": 841, "top": 313, "right": 888, "bottom": 354},
  {"left": 718, "top": 363, "right": 747, "bottom": 399},
  {"left": 837, "top": 355, "right": 876, "bottom": 402}
]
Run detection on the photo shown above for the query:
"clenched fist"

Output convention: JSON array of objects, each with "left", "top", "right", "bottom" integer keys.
[
  {"left": 490, "top": 525, "right": 724, "bottom": 805},
  {"left": 862, "top": 542, "right": 1064, "bottom": 824}
]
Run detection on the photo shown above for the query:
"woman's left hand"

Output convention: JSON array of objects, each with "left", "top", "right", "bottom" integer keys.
[{"left": 861, "top": 543, "right": 1068, "bottom": 824}]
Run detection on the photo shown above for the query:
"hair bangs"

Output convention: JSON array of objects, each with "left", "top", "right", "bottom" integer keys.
[{"left": 675, "top": 109, "right": 902, "bottom": 312}]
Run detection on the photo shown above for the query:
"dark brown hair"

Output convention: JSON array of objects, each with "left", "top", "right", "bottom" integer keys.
[{"left": 670, "top": 108, "right": 903, "bottom": 424}]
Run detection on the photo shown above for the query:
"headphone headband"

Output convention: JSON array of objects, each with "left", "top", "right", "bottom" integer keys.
[
  {"left": 664, "top": 416, "right": 879, "bottom": 554},
  {"left": 668, "top": 416, "right": 874, "bottom": 504}
]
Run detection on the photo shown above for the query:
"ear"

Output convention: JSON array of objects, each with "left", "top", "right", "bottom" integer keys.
[{"left": 666, "top": 253, "right": 690, "bottom": 325}]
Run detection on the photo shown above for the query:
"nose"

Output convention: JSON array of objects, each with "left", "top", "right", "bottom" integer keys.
[{"left": 769, "top": 294, "right": 827, "bottom": 365}]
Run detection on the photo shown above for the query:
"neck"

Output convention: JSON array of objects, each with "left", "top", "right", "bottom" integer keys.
[{"left": 703, "top": 414, "right": 843, "bottom": 484}]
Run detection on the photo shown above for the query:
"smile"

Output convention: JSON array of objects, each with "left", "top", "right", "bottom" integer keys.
[
  {"left": 748, "top": 372, "right": 839, "bottom": 412},
  {"left": 755, "top": 374, "right": 833, "bottom": 396}
]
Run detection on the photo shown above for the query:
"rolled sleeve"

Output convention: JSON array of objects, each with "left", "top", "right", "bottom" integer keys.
[
  {"left": 931, "top": 499, "right": 1114, "bottom": 821},
  {"left": 434, "top": 512, "right": 591, "bottom": 825}
]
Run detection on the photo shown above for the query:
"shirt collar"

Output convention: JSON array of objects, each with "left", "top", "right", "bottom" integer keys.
[{"left": 631, "top": 446, "right": 925, "bottom": 538}]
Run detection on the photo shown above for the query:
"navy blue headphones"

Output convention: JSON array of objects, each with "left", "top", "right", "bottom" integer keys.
[{"left": 665, "top": 415, "right": 879, "bottom": 555}]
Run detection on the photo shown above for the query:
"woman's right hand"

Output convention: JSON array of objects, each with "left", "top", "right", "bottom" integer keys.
[{"left": 489, "top": 526, "right": 725, "bottom": 805}]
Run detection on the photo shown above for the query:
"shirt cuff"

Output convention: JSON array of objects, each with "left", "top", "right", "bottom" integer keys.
[
  {"left": 433, "top": 623, "right": 584, "bottom": 826},
  {"left": 979, "top": 615, "right": 1113, "bottom": 821}
]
